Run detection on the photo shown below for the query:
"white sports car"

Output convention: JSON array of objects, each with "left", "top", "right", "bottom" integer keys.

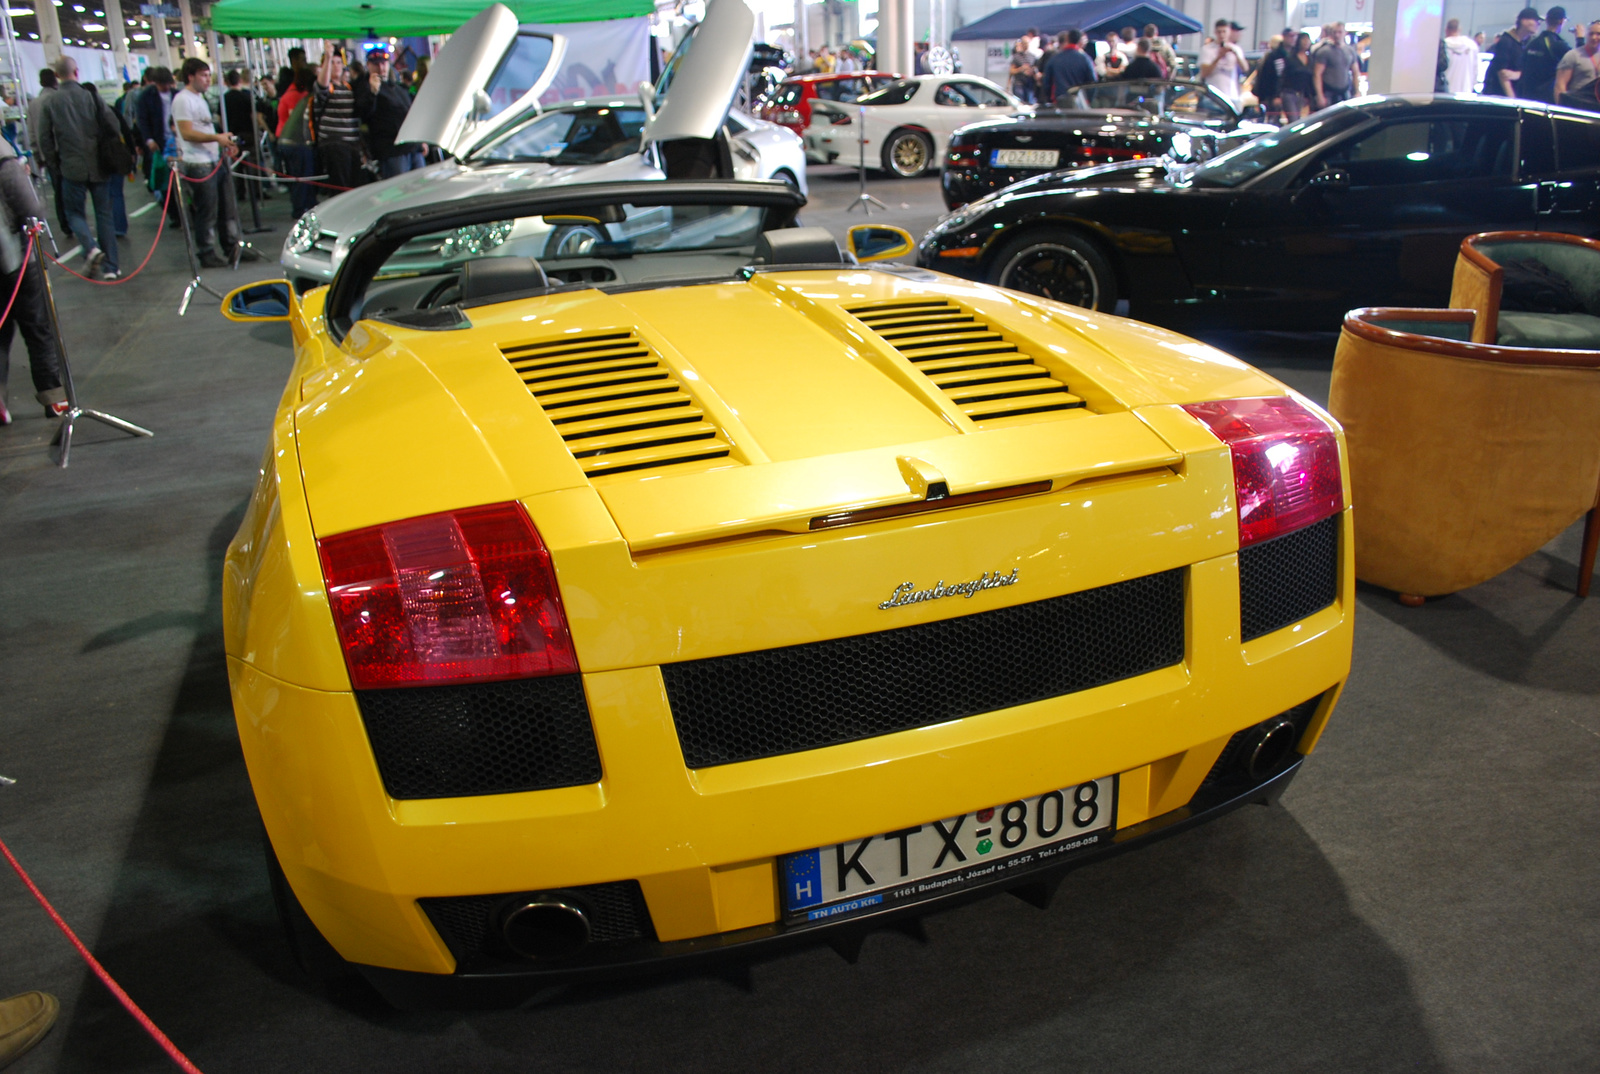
[
  {"left": 803, "top": 74, "right": 1025, "bottom": 177},
  {"left": 281, "top": 0, "right": 804, "bottom": 287}
]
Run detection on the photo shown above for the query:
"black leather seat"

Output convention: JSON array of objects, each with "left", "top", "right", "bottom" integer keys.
[
  {"left": 460, "top": 256, "right": 549, "bottom": 304},
  {"left": 753, "top": 227, "right": 844, "bottom": 266}
]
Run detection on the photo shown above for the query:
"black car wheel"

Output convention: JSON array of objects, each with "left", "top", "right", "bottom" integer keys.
[
  {"left": 264, "top": 830, "right": 362, "bottom": 989},
  {"left": 991, "top": 228, "right": 1118, "bottom": 311},
  {"left": 883, "top": 130, "right": 933, "bottom": 177}
]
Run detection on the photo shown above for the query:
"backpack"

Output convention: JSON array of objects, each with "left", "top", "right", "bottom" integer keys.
[
  {"left": 82, "top": 84, "right": 133, "bottom": 176},
  {"left": 278, "top": 95, "right": 312, "bottom": 146}
]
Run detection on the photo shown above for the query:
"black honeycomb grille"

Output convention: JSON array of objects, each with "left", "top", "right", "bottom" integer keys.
[
  {"left": 420, "top": 881, "right": 654, "bottom": 969},
  {"left": 354, "top": 675, "right": 601, "bottom": 800},
  {"left": 663, "top": 569, "right": 1185, "bottom": 768},
  {"left": 1238, "top": 515, "right": 1339, "bottom": 642}
]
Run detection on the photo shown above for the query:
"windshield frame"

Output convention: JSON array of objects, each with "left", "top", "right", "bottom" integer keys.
[
  {"left": 325, "top": 181, "right": 807, "bottom": 342},
  {"left": 468, "top": 102, "right": 649, "bottom": 165}
]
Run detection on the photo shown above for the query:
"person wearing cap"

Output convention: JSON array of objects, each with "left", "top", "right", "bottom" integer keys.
[
  {"left": 1200, "top": 18, "right": 1248, "bottom": 106},
  {"left": 353, "top": 45, "right": 423, "bottom": 178},
  {"left": 1485, "top": 8, "right": 1543, "bottom": 96},
  {"left": 1522, "top": 7, "right": 1573, "bottom": 101},
  {"left": 1312, "top": 23, "right": 1359, "bottom": 108}
]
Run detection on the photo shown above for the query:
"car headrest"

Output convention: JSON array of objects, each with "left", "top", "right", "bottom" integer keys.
[
  {"left": 460, "top": 256, "right": 548, "bottom": 304},
  {"left": 754, "top": 227, "right": 844, "bottom": 266}
]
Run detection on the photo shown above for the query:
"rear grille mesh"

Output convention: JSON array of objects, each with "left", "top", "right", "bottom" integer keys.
[
  {"left": 844, "top": 299, "right": 1087, "bottom": 425},
  {"left": 663, "top": 569, "right": 1185, "bottom": 768},
  {"left": 1239, "top": 515, "right": 1339, "bottom": 641},
  {"left": 501, "top": 330, "right": 733, "bottom": 478},
  {"left": 420, "top": 880, "right": 654, "bottom": 970},
  {"left": 354, "top": 675, "right": 602, "bottom": 800}
]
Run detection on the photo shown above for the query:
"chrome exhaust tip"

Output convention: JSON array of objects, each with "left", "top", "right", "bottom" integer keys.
[
  {"left": 1239, "top": 716, "right": 1300, "bottom": 782},
  {"left": 500, "top": 898, "right": 590, "bottom": 960}
]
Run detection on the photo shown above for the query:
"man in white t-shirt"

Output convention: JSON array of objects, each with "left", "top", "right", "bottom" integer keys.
[
  {"left": 1200, "top": 19, "right": 1248, "bottom": 105},
  {"left": 1442, "top": 18, "right": 1482, "bottom": 93},
  {"left": 172, "top": 57, "right": 258, "bottom": 267}
]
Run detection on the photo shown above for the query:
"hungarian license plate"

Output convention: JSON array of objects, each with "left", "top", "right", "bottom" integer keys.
[
  {"left": 991, "top": 148, "right": 1060, "bottom": 168},
  {"left": 781, "top": 776, "right": 1116, "bottom": 923}
]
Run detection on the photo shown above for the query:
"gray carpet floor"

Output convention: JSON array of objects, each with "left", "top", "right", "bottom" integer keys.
[{"left": 0, "top": 169, "right": 1596, "bottom": 1073}]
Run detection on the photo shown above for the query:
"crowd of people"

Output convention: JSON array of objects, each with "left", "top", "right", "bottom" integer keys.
[
  {"left": 0, "top": 41, "right": 429, "bottom": 426},
  {"left": 1005, "top": 24, "right": 1179, "bottom": 104},
  {"left": 1470, "top": 6, "right": 1600, "bottom": 108}
]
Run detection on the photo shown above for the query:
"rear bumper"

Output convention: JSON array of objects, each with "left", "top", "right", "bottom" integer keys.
[{"left": 356, "top": 754, "right": 1309, "bottom": 1008}]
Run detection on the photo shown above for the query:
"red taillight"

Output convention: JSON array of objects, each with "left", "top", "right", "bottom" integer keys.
[
  {"left": 318, "top": 502, "right": 578, "bottom": 689},
  {"left": 1181, "top": 396, "right": 1343, "bottom": 548},
  {"left": 947, "top": 147, "right": 980, "bottom": 168},
  {"left": 829, "top": 112, "right": 852, "bottom": 125}
]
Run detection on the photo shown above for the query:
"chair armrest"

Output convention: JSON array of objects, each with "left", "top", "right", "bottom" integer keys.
[{"left": 1450, "top": 243, "right": 1502, "bottom": 344}]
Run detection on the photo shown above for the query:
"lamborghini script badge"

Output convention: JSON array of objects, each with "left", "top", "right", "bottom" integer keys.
[{"left": 878, "top": 569, "right": 1019, "bottom": 610}]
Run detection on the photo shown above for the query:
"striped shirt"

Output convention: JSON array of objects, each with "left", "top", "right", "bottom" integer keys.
[{"left": 314, "top": 82, "right": 361, "bottom": 146}]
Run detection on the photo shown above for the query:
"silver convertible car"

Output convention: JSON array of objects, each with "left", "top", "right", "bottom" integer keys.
[{"left": 281, "top": 0, "right": 805, "bottom": 288}]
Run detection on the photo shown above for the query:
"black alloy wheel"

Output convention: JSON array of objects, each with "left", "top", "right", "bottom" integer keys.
[
  {"left": 883, "top": 129, "right": 933, "bottom": 178},
  {"left": 990, "top": 227, "right": 1118, "bottom": 312}
]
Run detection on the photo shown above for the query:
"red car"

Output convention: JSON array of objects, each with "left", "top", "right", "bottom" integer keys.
[{"left": 760, "top": 71, "right": 901, "bottom": 136}]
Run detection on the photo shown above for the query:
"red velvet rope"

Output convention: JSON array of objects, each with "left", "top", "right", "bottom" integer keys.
[
  {"left": 39, "top": 169, "right": 177, "bottom": 286},
  {"left": 0, "top": 230, "right": 34, "bottom": 323},
  {"left": 0, "top": 833, "right": 205, "bottom": 1073}
]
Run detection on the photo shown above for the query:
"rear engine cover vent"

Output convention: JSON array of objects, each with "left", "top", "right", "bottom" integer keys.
[
  {"left": 845, "top": 300, "right": 1086, "bottom": 426},
  {"left": 501, "top": 331, "right": 733, "bottom": 478}
]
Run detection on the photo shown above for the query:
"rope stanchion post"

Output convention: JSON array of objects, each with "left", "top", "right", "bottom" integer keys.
[
  {"left": 170, "top": 163, "right": 228, "bottom": 316},
  {"left": 27, "top": 220, "right": 155, "bottom": 466}
]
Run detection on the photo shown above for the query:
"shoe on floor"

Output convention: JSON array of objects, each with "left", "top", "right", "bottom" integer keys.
[
  {"left": 0, "top": 991, "right": 59, "bottom": 1069},
  {"left": 100, "top": 270, "right": 121, "bottom": 281},
  {"left": 37, "top": 387, "right": 68, "bottom": 418},
  {"left": 198, "top": 252, "right": 228, "bottom": 270},
  {"left": 83, "top": 247, "right": 105, "bottom": 276},
  {"left": 231, "top": 247, "right": 263, "bottom": 263},
  {"left": 0, "top": 395, "right": 10, "bottom": 426}
]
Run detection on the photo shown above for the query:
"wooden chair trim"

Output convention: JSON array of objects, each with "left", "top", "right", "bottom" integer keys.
[
  {"left": 1464, "top": 230, "right": 1600, "bottom": 254},
  {"left": 1344, "top": 307, "right": 1600, "bottom": 368}
]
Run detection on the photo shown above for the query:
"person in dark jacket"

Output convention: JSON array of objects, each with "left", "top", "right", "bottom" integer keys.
[
  {"left": 353, "top": 45, "right": 423, "bottom": 177},
  {"left": 36, "top": 56, "right": 119, "bottom": 279},
  {"left": 0, "top": 132, "right": 67, "bottom": 421},
  {"left": 1043, "top": 28, "right": 1097, "bottom": 102},
  {"left": 1522, "top": 6, "right": 1573, "bottom": 101},
  {"left": 1122, "top": 38, "right": 1165, "bottom": 80},
  {"left": 134, "top": 66, "right": 179, "bottom": 222}
]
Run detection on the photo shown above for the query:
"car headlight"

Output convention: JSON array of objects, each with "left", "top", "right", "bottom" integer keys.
[
  {"left": 440, "top": 220, "right": 514, "bottom": 259},
  {"left": 286, "top": 212, "right": 320, "bottom": 255}
]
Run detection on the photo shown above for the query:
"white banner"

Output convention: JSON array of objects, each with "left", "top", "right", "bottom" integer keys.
[
  {"left": 13, "top": 43, "right": 136, "bottom": 98},
  {"left": 524, "top": 16, "right": 653, "bottom": 104}
]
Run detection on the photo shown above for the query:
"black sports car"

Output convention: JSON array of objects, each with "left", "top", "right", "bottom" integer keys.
[
  {"left": 920, "top": 95, "right": 1600, "bottom": 330},
  {"left": 941, "top": 80, "right": 1274, "bottom": 210}
]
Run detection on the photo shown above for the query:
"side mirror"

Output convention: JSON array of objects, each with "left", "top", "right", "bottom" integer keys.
[
  {"left": 222, "top": 279, "right": 292, "bottom": 322},
  {"left": 848, "top": 224, "right": 915, "bottom": 263}
]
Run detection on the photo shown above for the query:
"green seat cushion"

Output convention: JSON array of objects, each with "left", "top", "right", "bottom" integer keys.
[
  {"left": 1496, "top": 310, "right": 1600, "bottom": 350},
  {"left": 1477, "top": 240, "right": 1600, "bottom": 316},
  {"left": 1368, "top": 317, "right": 1474, "bottom": 341}
]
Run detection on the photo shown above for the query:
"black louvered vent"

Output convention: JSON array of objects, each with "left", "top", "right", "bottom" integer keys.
[
  {"left": 354, "top": 675, "right": 602, "bottom": 800},
  {"left": 500, "top": 331, "right": 733, "bottom": 478},
  {"left": 844, "top": 299, "right": 1087, "bottom": 425},
  {"left": 663, "top": 569, "right": 1185, "bottom": 768},
  {"left": 420, "top": 881, "right": 654, "bottom": 970},
  {"left": 1239, "top": 515, "right": 1339, "bottom": 641}
]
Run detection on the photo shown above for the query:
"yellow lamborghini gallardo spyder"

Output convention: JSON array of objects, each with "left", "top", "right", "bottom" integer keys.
[{"left": 222, "top": 179, "right": 1352, "bottom": 1005}]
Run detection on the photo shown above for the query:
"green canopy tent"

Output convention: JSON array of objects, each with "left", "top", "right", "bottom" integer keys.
[{"left": 209, "top": 0, "right": 651, "bottom": 37}]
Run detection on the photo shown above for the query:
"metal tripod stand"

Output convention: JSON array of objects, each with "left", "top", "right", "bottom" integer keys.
[
  {"left": 28, "top": 220, "right": 153, "bottom": 467},
  {"left": 173, "top": 165, "right": 230, "bottom": 316},
  {"left": 847, "top": 104, "right": 886, "bottom": 214}
]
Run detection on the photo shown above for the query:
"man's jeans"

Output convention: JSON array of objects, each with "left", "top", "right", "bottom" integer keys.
[
  {"left": 181, "top": 158, "right": 241, "bottom": 258},
  {"left": 109, "top": 174, "right": 128, "bottom": 236},
  {"left": 379, "top": 150, "right": 425, "bottom": 179},
  {"left": 60, "top": 177, "right": 117, "bottom": 274}
]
